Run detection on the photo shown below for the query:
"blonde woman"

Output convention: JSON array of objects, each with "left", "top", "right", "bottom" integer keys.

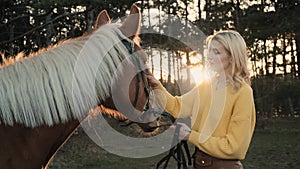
[{"left": 147, "top": 30, "right": 256, "bottom": 169}]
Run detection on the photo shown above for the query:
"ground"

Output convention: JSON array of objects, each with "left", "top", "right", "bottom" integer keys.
[{"left": 48, "top": 117, "right": 300, "bottom": 169}]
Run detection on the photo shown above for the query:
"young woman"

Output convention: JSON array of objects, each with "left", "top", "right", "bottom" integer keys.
[{"left": 147, "top": 30, "right": 256, "bottom": 169}]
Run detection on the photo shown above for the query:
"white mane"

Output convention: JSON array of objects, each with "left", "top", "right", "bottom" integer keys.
[{"left": 0, "top": 24, "right": 134, "bottom": 127}]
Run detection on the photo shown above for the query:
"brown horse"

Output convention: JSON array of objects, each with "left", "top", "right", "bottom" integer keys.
[{"left": 0, "top": 4, "right": 150, "bottom": 169}]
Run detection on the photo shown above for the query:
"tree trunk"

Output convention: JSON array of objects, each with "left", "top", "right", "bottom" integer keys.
[
  {"left": 272, "top": 38, "right": 277, "bottom": 75},
  {"left": 282, "top": 34, "right": 287, "bottom": 75},
  {"left": 260, "top": 0, "right": 265, "bottom": 11},
  {"left": 235, "top": 0, "right": 240, "bottom": 29},
  {"left": 205, "top": 0, "right": 211, "bottom": 21},
  {"left": 180, "top": 53, "right": 183, "bottom": 82},
  {"left": 9, "top": 12, "right": 14, "bottom": 56},
  {"left": 172, "top": 51, "right": 176, "bottom": 81},
  {"left": 158, "top": 3, "right": 163, "bottom": 82},
  {"left": 166, "top": 51, "right": 172, "bottom": 91},
  {"left": 184, "top": 0, "right": 191, "bottom": 87},
  {"left": 160, "top": 50, "right": 163, "bottom": 82},
  {"left": 46, "top": 14, "right": 52, "bottom": 47},
  {"left": 263, "top": 39, "right": 270, "bottom": 76},
  {"left": 290, "top": 35, "right": 296, "bottom": 78},
  {"left": 295, "top": 33, "right": 300, "bottom": 78},
  {"left": 176, "top": 51, "right": 180, "bottom": 81},
  {"left": 167, "top": 51, "right": 171, "bottom": 88},
  {"left": 198, "top": 0, "right": 201, "bottom": 20},
  {"left": 147, "top": 1, "right": 154, "bottom": 73},
  {"left": 173, "top": 51, "right": 179, "bottom": 95},
  {"left": 252, "top": 50, "right": 258, "bottom": 77},
  {"left": 149, "top": 48, "right": 154, "bottom": 74},
  {"left": 87, "top": 7, "right": 94, "bottom": 32},
  {"left": 186, "top": 51, "right": 191, "bottom": 87},
  {"left": 140, "top": 0, "right": 144, "bottom": 15}
]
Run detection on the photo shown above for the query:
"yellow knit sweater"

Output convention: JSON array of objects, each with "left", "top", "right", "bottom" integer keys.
[{"left": 153, "top": 80, "right": 256, "bottom": 160}]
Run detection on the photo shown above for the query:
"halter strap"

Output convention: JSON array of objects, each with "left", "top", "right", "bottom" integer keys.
[{"left": 121, "top": 39, "right": 151, "bottom": 112}]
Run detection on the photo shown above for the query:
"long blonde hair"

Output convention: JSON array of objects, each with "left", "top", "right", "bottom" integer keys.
[{"left": 206, "top": 30, "right": 250, "bottom": 92}]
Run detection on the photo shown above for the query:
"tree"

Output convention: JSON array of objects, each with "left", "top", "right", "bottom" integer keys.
[{"left": 0, "top": 0, "right": 138, "bottom": 59}]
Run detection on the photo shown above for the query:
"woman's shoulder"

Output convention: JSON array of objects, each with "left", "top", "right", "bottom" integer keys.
[{"left": 237, "top": 81, "right": 253, "bottom": 97}]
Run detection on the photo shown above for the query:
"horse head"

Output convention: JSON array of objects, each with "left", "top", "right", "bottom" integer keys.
[{"left": 93, "top": 4, "right": 156, "bottom": 125}]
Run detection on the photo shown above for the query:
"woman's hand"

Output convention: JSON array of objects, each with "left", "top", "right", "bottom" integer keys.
[
  {"left": 171, "top": 122, "right": 191, "bottom": 141},
  {"left": 146, "top": 69, "right": 160, "bottom": 88}
]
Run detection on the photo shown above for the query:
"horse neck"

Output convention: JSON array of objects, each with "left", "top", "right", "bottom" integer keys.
[
  {"left": 0, "top": 24, "right": 130, "bottom": 127},
  {"left": 0, "top": 36, "right": 90, "bottom": 127}
]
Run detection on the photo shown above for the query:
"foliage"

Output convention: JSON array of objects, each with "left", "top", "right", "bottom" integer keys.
[
  {"left": 252, "top": 76, "right": 300, "bottom": 118},
  {"left": 0, "top": 0, "right": 137, "bottom": 58}
]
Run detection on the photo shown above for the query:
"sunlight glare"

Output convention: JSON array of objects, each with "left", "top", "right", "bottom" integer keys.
[{"left": 190, "top": 66, "right": 210, "bottom": 85}]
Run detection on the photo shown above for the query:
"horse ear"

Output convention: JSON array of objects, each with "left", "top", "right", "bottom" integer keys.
[
  {"left": 94, "top": 10, "right": 111, "bottom": 29},
  {"left": 120, "top": 4, "right": 141, "bottom": 38}
]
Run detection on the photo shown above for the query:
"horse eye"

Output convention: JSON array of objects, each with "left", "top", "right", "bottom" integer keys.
[{"left": 139, "top": 42, "right": 144, "bottom": 47}]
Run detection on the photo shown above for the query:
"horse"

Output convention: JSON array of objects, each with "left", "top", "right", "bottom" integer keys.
[{"left": 0, "top": 4, "right": 151, "bottom": 169}]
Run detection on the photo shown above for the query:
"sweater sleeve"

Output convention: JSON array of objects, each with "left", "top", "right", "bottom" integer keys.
[
  {"left": 153, "top": 83, "right": 201, "bottom": 118},
  {"left": 188, "top": 86, "right": 256, "bottom": 160}
]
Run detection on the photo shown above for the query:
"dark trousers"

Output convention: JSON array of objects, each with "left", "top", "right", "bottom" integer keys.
[{"left": 193, "top": 148, "right": 243, "bottom": 169}]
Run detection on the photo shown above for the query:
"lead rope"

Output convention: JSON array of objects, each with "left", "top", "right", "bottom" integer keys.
[{"left": 156, "top": 120, "right": 192, "bottom": 169}]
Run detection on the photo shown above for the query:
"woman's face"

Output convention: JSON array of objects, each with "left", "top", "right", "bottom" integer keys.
[{"left": 207, "top": 39, "right": 231, "bottom": 74}]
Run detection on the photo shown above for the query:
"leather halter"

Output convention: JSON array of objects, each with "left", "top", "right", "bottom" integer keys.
[
  {"left": 121, "top": 39, "right": 151, "bottom": 113},
  {"left": 121, "top": 39, "right": 192, "bottom": 168}
]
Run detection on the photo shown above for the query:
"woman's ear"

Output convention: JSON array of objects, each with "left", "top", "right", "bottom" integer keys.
[
  {"left": 94, "top": 10, "right": 111, "bottom": 29},
  {"left": 119, "top": 4, "right": 141, "bottom": 38}
]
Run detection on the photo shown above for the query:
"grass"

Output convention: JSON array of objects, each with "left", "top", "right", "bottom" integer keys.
[
  {"left": 243, "top": 117, "right": 300, "bottom": 169},
  {"left": 49, "top": 117, "right": 300, "bottom": 169}
]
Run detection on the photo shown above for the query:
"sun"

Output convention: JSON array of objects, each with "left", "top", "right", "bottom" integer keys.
[{"left": 190, "top": 66, "right": 210, "bottom": 85}]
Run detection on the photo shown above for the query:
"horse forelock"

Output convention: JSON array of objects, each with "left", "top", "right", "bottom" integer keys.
[{"left": 0, "top": 23, "right": 135, "bottom": 127}]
